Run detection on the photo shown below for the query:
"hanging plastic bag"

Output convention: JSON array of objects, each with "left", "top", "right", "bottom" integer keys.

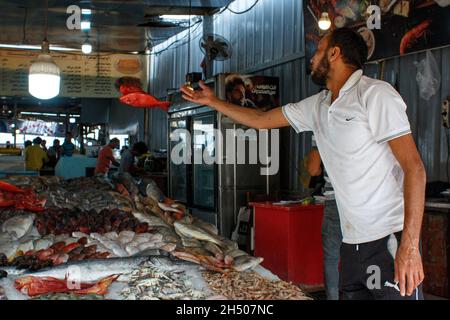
[{"left": 414, "top": 51, "right": 441, "bottom": 101}]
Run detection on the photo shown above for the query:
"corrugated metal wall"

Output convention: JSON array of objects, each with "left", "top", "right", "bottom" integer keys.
[
  {"left": 148, "top": 0, "right": 308, "bottom": 190},
  {"left": 148, "top": 0, "right": 450, "bottom": 188},
  {"left": 305, "top": 46, "right": 450, "bottom": 183},
  {"left": 366, "top": 47, "right": 450, "bottom": 183}
]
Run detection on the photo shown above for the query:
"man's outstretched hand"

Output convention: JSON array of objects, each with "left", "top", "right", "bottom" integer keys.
[{"left": 180, "top": 81, "right": 219, "bottom": 106}]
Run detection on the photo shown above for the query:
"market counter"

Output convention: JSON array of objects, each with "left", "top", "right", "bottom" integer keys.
[
  {"left": 55, "top": 155, "right": 97, "bottom": 180},
  {"left": 250, "top": 202, "right": 325, "bottom": 287}
]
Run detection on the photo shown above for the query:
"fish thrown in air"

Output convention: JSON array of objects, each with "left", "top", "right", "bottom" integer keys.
[{"left": 115, "top": 77, "right": 170, "bottom": 112}]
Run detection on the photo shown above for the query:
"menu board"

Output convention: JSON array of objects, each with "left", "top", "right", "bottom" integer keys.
[{"left": 0, "top": 50, "right": 148, "bottom": 98}]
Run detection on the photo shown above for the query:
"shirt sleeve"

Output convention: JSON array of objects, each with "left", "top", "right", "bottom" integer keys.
[
  {"left": 281, "top": 94, "right": 319, "bottom": 133},
  {"left": 365, "top": 82, "right": 411, "bottom": 144}
]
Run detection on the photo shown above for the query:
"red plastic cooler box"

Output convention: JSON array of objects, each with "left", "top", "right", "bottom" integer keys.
[{"left": 250, "top": 202, "right": 325, "bottom": 286}]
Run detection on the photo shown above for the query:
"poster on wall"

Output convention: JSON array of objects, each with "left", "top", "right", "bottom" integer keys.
[
  {"left": 224, "top": 74, "right": 280, "bottom": 112},
  {"left": 17, "top": 120, "right": 66, "bottom": 136},
  {"left": 304, "top": 0, "right": 450, "bottom": 68}
]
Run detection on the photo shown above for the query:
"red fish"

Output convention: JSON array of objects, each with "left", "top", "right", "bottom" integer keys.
[
  {"left": 14, "top": 275, "right": 119, "bottom": 297},
  {"left": 400, "top": 20, "right": 431, "bottom": 55},
  {"left": 115, "top": 77, "right": 170, "bottom": 112},
  {"left": 0, "top": 181, "right": 25, "bottom": 193}
]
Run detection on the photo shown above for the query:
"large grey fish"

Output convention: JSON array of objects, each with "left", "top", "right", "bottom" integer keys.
[
  {"left": 193, "top": 218, "right": 219, "bottom": 236},
  {"left": 0, "top": 256, "right": 150, "bottom": 282},
  {"left": 232, "top": 255, "right": 264, "bottom": 272},
  {"left": 145, "top": 179, "right": 165, "bottom": 203},
  {"left": 174, "top": 222, "right": 225, "bottom": 248}
]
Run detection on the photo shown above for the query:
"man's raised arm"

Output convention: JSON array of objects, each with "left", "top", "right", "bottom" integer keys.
[{"left": 180, "top": 81, "right": 289, "bottom": 130}]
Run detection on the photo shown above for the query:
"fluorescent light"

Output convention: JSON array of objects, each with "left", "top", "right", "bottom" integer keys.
[
  {"left": 82, "top": 42, "right": 92, "bottom": 54},
  {"left": 161, "top": 15, "right": 193, "bottom": 20},
  {"left": 81, "top": 9, "right": 92, "bottom": 15},
  {"left": 10, "top": 124, "right": 15, "bottom": 128},
  {"left": 87, "top": 142, "right": 93, "bottom": 146},
  {"left": 69, "top": 117, "right": 76, "bottom": 123},
  {"left": 0, "top": 43, "right": 79, "bottom": 52},
  {"left": 81, "top": 21, "right": 91, "bottom": 30}
]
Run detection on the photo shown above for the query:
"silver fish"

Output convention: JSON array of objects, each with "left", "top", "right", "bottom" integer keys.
[
  {"left": 145, "top": 180, "right": 165, "bottom": 203},
  {"left": 173, "top": 222, "right": 224, "bottom": 247},
  {"left": 1, "top": 257, "right": 150, "bottom": 281},
  {"left": 181, "top": 237, "right": 202, "bottom": 248},
  {"left": 232, "top": 255, "right": 264, "bottom": 272},
  {"left": 193, "top": 218, "right": 219, "bottom": 236},
  {"left": 203, "top": 241, "right": 223, "bottom": 256},
  {"left": 158, "top": 202, "right": 183, "bottom": 214}
]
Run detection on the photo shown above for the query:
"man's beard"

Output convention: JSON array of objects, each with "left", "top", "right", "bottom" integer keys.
[{"left": 311, "top": 55, "right": 330, "bottom": 86}]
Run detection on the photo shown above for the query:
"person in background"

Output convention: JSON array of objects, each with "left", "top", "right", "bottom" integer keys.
[
  {"left": 95, "top": 138, "right": 120, "bottom": 176},
  {"left": 61, "top": 132, "right": 75, "bottom": 157},
  {"left": 119, "top": 142, "right": 149, "bottom": 176},
  {"left": 24, "top": 140, "right": 32, "bottom": 149},
  {"left": 47, "top": 139, "right": 62, "bottom": 168},
  {"left": 40, "top": 139, "right": 47, "bottom": 152},
  {"left": 120, "top": 145, "right": 129, "bottom": 156},
  {"left": 25, "top": 137, "right": 48, "bottom": 171},
  {"left": 5, "top": 141, "right": 11, "bottom": 149},
  {"left": 307, "top": 141, "right": 342, "bottom": 300}
]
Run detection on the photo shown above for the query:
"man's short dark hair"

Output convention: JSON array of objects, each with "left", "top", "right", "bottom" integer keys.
[
  {"left": 132, "top": 142, "right": 149, "bottom": 156},
  {"left": 33, "top": 137, "right": 42, "bottom": 145},
  {"left": 327, "top": 28, "right": 368, "bottom": 70}
]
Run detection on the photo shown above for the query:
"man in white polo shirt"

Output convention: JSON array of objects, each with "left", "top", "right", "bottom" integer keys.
[{"left": 180, "top": 28, "right": 426, "bottom": 300}]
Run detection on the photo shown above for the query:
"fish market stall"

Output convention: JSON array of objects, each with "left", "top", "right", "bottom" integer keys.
[{"left": 0, "top": 176, "right": 310, "bottom": 300}]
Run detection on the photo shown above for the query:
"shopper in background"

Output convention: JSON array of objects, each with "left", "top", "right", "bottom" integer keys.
[
  {"left": 40, "top": 139, "right": 47, "bottom": 152},
  {"left": 5, "top": 141, "right": 11, "bottom": 149},
  {"left": 61, "top": 132, "right": 75, "bottom": 157},
  {"left": 307, "top": 141, "right": 342, "bottom": 300},
  {"left": 119, "top": 142, "right": 149, "bottom": 176},
  {"left": 95, "top": 138, "right": 120, "bottom": 176},
  {"left": 47, "top": 139, "right": 62, "bottom": 168},
  {"left": 25, "top": 137, "right": 48, "bottom": 171},
  {"left": 24, "top": 140, "right": 32, "bottom": 149}
]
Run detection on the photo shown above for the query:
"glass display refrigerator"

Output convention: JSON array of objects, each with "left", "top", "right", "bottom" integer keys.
[{"left": 167, "top": 73, "right": 280, "bottom": 238}]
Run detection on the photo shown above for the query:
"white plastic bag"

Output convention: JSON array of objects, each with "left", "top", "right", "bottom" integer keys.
[{"left": 414, "top": 51, "right": 441, "bottom": 101}]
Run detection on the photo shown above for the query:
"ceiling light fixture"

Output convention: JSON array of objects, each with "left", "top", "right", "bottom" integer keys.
[
  {"left": 81, "top": 9, "right": 92, "bottom": 15},
  {"left": 318, "top": 12, "right": 331, "bottom": 31},
  {"left": 28, "top": 0, "right": 60, "bottom": 100},
  {"left": 82, "top": 41, "right": 92, "bottom": 54},
  {"left": 0, "top": 44, "right": 78, "bottom": 51},
  {"left": 81, "top": 21, "right": 91, "bottom": 30}
]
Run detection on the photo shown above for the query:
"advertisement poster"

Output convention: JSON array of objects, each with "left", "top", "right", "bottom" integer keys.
[
  {"left": 304, "top": 0, "right": 450, "bottom": 67},
  {"left": 17, "top": 120, "right": 65, "bottom": 136},
  {"left": 224, "top": 74, "right": 280, "bottom": 112}
]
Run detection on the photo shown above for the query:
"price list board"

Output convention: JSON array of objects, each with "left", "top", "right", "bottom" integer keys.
[{"left": 0, "top": 49, "right": 147, "bottom": 98}]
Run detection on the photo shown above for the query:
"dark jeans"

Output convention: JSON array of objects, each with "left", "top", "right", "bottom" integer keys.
[
  {"left": 322, "top": 199, "right": 342, "bottom": 300},
  {"left": 340, "top": 231, "right": 424, "bottom": 300}
]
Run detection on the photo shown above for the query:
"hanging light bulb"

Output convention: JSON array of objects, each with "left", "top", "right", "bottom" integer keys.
[
  {"left": 29, "top": 40, "right": 61, "bottom": 100},
  {"left": 318, "top": 12, "right": 332, "bottom": 31},
  {"left": 82, "top": 41, "right": 92, "bottom": 54}
]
